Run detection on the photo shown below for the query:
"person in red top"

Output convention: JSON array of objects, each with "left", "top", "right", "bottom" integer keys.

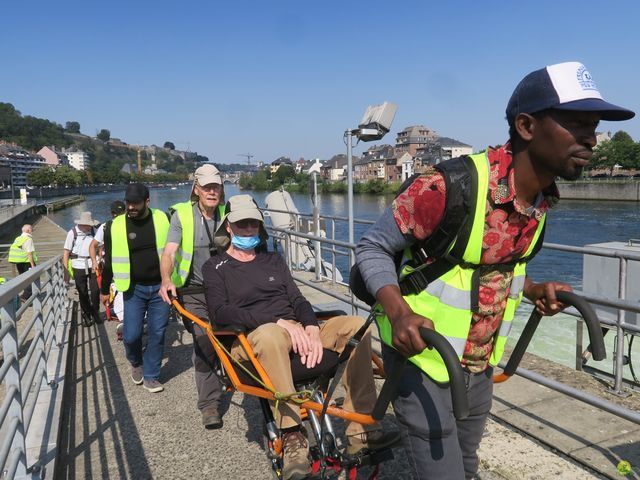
[{"left": 355, "top": 61, "right": 635, "bottom": 480}]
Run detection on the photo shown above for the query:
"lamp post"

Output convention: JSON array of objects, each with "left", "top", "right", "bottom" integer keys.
[
  {"left": 10, "top": 164, "right": 15, "bottom": 206},
  {"left": 344, "top": 102, "right": 397, "bottom": 266}
]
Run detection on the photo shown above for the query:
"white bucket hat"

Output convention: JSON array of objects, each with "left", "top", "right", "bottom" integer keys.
[{"left": 74, "top": 211, "right": 99, "bottom": 226}]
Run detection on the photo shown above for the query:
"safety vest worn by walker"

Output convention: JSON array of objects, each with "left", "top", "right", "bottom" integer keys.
[
  {"left": 168, "top": 202, "right": 226, "bottom": 287},
  {"left": 376, "top": 151, "right": 547, "bottom": 383},
  {"left": 110, "top": 209, "right": 169, "bottom": 292},
  {"left": 8, "top": 234, "right": 38, "bottom": 264}
]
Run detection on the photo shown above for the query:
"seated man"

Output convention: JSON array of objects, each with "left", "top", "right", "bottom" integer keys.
[{"left": 203, "top": 194, "right": 399, "bottom": 480}]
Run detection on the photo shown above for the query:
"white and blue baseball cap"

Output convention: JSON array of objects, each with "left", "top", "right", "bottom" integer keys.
[{"left": 506, "top": 61, "right": 635, "bottom": 125}]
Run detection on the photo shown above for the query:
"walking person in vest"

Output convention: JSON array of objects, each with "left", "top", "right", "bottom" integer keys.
[
  {"left": 100, "top": 183, "right": 170, "bottom": 393},
  {"left": 355, "top": 62, "right": 635, "bottom": 480},
  {"left": 8, "top": 224, "right": 37, "bottom": 301},
  {"left": 63, "top": 212, "right": 101, "bottom": 326},
  {"left": 159, "top": 164, "right": 226, "bottom": 428}
]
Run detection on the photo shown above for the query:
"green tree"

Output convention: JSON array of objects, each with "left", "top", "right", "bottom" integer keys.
[
  {"left": 54, "top": 166, "right": 82, "bottom": 186},
  {"left": 96, "top": 129, "right": 111, "bottom": 142},
  {"left": 65, "top": 121, "right": 81, "bottom": 133},
  {"left": 27, "top": 166, "right": 55, "bottom": 187},
  {"left": 592, "top": 130, "right": 640, "bottom": 173},
  {"left": 273, "top": 165, "right": 295, "bottom": 186},
  {"left": 163, "top": 141, "right": 175, "bottom": 150}
]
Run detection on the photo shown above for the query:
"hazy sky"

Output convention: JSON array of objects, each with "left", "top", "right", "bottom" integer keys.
[{"left": 3, "top": 1, "right": 639, "bottom": 164}]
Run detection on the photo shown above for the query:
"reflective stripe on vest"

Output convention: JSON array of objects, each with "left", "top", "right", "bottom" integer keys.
[
  {"left": 110, "top": 209, "right": 170, "bottom": 292},
  {"left": 169, "top": 201, "right": 225, "bottom": 288},
  {"left": 376, "top": 151, "right": 546, "bottom": 382},
  {"left": 8, "top": 234, "right": 37, "bottom": 264}
]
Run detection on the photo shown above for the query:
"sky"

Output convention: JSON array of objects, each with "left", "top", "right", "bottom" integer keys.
[{"left": 3, "top": 1, "right": 640, "bottom": 164}]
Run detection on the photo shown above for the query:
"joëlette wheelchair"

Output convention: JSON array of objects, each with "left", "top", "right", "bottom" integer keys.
[{"left": 171, "top": 293, "right": 469, "bottom": 480}]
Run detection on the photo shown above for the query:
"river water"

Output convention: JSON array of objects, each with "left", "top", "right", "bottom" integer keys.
[{"left": 48, "top": 184, "right": 640, "bottom": 378}]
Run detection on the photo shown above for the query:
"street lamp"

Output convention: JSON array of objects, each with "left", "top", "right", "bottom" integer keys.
[
  {"left": 344, "top": 102, "right": 397, "bottom": 264},
  {"left": 10, "top": 164, "right": 15, "bottom": 206}
]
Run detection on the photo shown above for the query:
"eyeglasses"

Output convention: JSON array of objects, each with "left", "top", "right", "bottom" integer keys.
[
  {"left": 197, "top": 183, "right": 223, "bottom": 192},
  {"left": 234, "top": 219, "right": 261, "bottom": 228}
]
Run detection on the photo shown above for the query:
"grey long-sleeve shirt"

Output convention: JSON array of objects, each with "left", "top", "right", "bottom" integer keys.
[{"left": 355, "top": 207, "right": 416, "bottom": 298}]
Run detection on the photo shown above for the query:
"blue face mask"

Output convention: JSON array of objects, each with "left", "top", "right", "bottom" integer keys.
[{"left": 231, "top": 234, "right": 261, "bottom": 250}]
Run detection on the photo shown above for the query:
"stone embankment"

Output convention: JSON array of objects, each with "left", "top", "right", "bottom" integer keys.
[{"left": 558, "top": 180, "right": 640, "bottom": 201}]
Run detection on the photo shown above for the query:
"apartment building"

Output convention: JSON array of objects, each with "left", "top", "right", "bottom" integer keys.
[
  {"left": 0, "top": 142, "right": 46, "bottom": 187},
  {"left": 395, "top": 125, "right": 438, "bottom": 156},
  {"left": 64, "top": 148, "right": 90, "bottom": 170},
  {"left": 414, "top": 136, "right": 473, "bottom": 173},
  {"left": 37, "top": 146, "right": 69, "bottom": 167}
]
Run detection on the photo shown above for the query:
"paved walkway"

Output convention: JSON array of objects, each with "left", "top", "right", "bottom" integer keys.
[
  {"left": 52, "top": 271, "right": 640, "bottom": 479},
  {"left": 0, "top": 214, "right": 66, "bottom": 280}
]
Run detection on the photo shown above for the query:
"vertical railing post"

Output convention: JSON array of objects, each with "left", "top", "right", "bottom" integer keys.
[
  {"left": 330, "top": 219, "right": 337, "bottom": 285},
  {"left": 575, "top": 319, "right": 584, "bottom": 372},
  {"left": 285, "top": 233, "right": 292, "bottom": 271},
  {"left": 611, "top": 256, "right": 628, "bottom": 395},
  {"left": 0, "top": 302, "right": 27, "bottom": 478},
  {"left": 31, "top": 275, "right": 50, "bottom": 389}
]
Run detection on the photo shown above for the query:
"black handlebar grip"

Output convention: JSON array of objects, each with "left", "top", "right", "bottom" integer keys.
[
  {"left": 371, "top": 353, "right": 406, "bottom": 422},
  {"left": 556, "top": 291, "right": 606, "bottom": 361},
  {"left": 502, "top": 311, "right": 543, "bottom": 377},
  {"left": 371, "top": 328, "right": 469, "bottom": 421},
  {"left": 504, "top": 290, "right": 606, "bottom": 377},
  {"left": 418, "top": 327, "right": 469, "bottom": 420}
]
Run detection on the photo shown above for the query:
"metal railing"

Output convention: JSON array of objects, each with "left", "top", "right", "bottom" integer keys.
[
  {"left": 263, "top": 208, "right": 640, "bottom": 421},
  {"left": 0, "top": 255, "right": 72, "bottom": 479}
]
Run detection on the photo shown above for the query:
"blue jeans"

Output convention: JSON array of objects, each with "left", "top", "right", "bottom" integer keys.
[{"left": 123, "top": 283, "right": 170, "bottom": 381}]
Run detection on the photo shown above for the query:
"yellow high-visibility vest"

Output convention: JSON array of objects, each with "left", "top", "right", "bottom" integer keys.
[
  {"left": 377, "top": 151, "right": 546, "bottom": 382},
  {"left": 110, "top": 209, "right": 169, "bottom": 292},
  {"left": 8, "top": 234, "right": 37, "bottom": 264},
  {"left": 169, "top": 201, "right": 225, "bottom": 287}
]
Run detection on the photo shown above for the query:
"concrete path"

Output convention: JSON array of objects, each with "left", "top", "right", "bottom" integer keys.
[{"left": 52, "top": 271, "right": 640, "bottom": 480}]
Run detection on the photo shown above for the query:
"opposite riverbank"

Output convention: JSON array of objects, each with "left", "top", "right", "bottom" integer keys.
[{"left": 557, "top": 179, "right": 640, "bottom": 201}]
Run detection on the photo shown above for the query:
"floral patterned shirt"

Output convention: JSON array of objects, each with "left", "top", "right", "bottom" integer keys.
[{"left": 392, "top": 143, "right": 559, "bottom": 372}]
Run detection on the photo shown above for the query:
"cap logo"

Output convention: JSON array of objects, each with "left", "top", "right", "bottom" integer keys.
[{"left": 576, "top": 65, "right": 598, "bottom": 92}]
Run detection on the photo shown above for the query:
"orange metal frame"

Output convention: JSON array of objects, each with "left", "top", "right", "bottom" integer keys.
[{"left": 172, "top": 299, "right": 378, "bottom": 426}]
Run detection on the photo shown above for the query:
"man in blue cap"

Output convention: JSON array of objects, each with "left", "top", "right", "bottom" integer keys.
[{"left": 355, "top": 61, "right": 634, "bottom": 479}]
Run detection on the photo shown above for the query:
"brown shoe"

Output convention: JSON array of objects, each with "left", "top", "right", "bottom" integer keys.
[
  {"left": 281, "top": 430, "right": 311, "bottom": 480},
  {"left": 201, "top": 408, "right": 223, "bottom": 430},
  {"left": 346, "top": 429, "right": 401, "bottom": 455}
]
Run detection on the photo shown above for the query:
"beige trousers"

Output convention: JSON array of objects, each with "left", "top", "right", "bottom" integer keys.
[{"left": 230, "top": 316, "right": 377, "bottom": 435}]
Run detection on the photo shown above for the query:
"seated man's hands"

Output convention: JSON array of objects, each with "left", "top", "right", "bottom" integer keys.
[
  {"left": 277, "top": 319, "right": 324, "bottom": 368},
  {"left": 303, "top": 325, "right": 323, "bottom": 369}
]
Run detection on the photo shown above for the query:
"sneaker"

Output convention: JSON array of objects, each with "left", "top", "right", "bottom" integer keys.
[
  {"left": 281, "top": 430, "right": 311, "bottom": 480},
  {"left": 143, "top": 379, "right": 164, "bottom": 393},
  {"left": 346, "top": 429, "right": 402, "bottom": 456},
  {"left": 115, "top": 322, "right": 124, "bottom": 341},
  {"left": 81, "top": 313, "right": 93, "bottom": 327},
  {"left": 201, "top": 408, "right": 223, "bottom": 430},
  {"left": 130, "top": 366, "right": 143, "bottom": 385},
  {"left": 93, "top": 311, "right": 104, "bottom": 324}
]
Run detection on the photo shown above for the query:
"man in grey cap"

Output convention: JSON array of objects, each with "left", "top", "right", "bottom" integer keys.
[
  {"left": 160, "top": 164, "right": 226, "bottom": 428},
  {"left": 355, "top": 61, "right": 634, "bottom": 479}
]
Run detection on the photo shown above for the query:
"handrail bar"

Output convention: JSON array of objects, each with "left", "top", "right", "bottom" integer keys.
[{"left": 0, "top": 253, "right": 70, "bottom": 478}]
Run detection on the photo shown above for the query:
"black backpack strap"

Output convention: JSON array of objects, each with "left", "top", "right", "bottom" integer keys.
[{"left": 399, "top": 156, "right": 477, "bottom": 296}]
